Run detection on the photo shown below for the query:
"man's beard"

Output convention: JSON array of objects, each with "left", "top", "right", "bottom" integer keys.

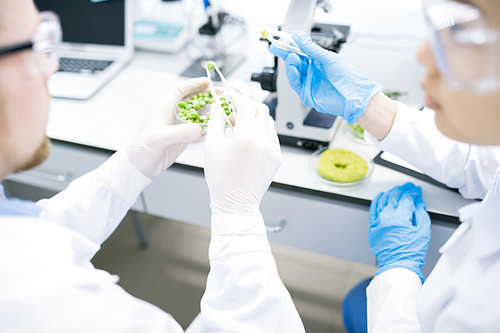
[{"left": 17, "top": 136, "right": 51, "bottom": 172}]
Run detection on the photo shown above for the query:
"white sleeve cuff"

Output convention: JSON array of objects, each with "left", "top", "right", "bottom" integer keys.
[
  {"left": 209, "top": 234, "right": 271, "bottom": 260},
  {"left": 209, "top": 214, "right": 270, "bottom": 260},
  {"left": 367, "top": 267, "right": 422, "bottom": 332},
  {"left": 95, "top": 149, "right": 153, "bottom": 203},
  {"left": 211, "top": 213, "right": 268, "bottom": 237}
]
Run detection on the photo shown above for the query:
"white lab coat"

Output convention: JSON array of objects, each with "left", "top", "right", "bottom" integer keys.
[
  {"left": 0, "top": 149, "right": 305, "bottom": 332},
  {"left": 365, "top": 102, "right": 500, "bottom": 332}
]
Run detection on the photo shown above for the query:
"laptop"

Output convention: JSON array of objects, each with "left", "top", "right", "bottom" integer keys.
[{"left": 34, "top": 0, "right": 134, "bottom": 100}]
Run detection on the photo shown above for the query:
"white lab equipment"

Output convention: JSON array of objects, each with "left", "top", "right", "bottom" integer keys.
[
  {"left": 180, "top": 0, "right": 246, "bottom": 78},
  {"left": 35, "top": 0, "right": 135, "bottom": 100},
  {"left": 276, "top": 0, "right": 336, "bottom": 148},
  {"left": 364, "top": 102, "right": 500, "bottom": 331},
  {"left": 133, "top": 0, "right": 190, "bottom": 53},
  {"left": 252, "top": 0, "right": 352, "bottom": 150}
]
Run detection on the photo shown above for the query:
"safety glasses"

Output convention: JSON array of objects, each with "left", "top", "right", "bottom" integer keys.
[
  {"left": 424, "top": 0, "right": 500, "bottom": 93},
  {"left": 0, "top": 11, "right": 62, "bottom": 75}
]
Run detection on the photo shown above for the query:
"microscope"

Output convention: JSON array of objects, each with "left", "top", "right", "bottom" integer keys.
[{"left": 252, "top": 0, "right": 350, "bottom": 150}]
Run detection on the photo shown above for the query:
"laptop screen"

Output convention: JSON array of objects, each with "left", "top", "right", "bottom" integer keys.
[{"left": 34, "top": 0, "right": 125, "bottom": 46}]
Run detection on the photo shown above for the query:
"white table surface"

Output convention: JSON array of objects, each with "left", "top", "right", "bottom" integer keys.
[{"left": 45, "top": 21, "right": 474, "bottom": 219}]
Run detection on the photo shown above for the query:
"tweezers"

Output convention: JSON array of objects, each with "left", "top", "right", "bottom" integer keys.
[
  {"left": 261, "top": 29, "right": 307, "bottom": 57},
  {"left": 205, "top": 62, "right": 234, "bottom": 131}
]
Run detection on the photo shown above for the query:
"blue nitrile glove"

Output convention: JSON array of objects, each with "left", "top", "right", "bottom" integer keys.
[
  {"left": 368, "top": 183, "right": 431, "bottom": 284},
  {"left": 269, "top": 30, "right": 382, "bottom": 124}
]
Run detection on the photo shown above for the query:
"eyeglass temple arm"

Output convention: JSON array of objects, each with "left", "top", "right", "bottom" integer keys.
[{"left": 0, "top": 41, "right": 33, "bottom": 57}]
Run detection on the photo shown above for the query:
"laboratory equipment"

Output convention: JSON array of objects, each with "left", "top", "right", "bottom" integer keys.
[
  {"left": 252, "top": 0, "right": 350, "bottom": 150},
  {"left": 35, "top": 0, "right": 134, "bottom": 100},
  {"left": 175, "top": 63, "right": 235, "bottom": 133},
  {"left": 134, "top": 20, "right": 189, "bottom": 53},
  {"left": 180, "top": 0, "right": 245, "bottom": 78},
  {"left": 261, "top": 29, "right": 307, "bottom": 57},
  {"left": 133, "top": 0, "right": 189, "bottom": 53},
  {"left": 205, "top": 62, "right": 235, "bottom": 131}
]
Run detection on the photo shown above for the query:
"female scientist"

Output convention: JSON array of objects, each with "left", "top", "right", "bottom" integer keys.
[{"left": 270, "top": 0, "right": 500, "bottom": 331}]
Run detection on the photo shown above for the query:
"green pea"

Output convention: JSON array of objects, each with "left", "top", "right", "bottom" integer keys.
[
  {"left": 220, "top": 97, "right": 225, "bottom": 101},
  {"left": 178, "top": 101, "right": 186, "bottom": 108},
  {"left": 199, "top": 100, "right": 207, "bottom": 107},
  {"left": 206, "top": 61, "right": 215, "bottom": 70},
  {"left": 203, "top": 92, "right": 210, "bottom": 97},
  {"left": 204, "top": 97, "right": 210, "bottom": 103}
]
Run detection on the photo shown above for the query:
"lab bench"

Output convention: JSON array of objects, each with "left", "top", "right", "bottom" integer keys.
[{"left": 5, "top": 43, "right": 474, "bottom": 277}]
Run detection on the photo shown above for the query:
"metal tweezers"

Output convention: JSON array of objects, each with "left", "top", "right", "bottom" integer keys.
[{"left": 205, "top": 62, "right": 234, "bottom": 131}]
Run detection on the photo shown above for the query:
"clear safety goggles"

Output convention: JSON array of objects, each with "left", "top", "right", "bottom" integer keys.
[
  {"left": 423, "top": 0, "right": 500, "bottom": 93},
  {"left": 0, "top": 11, "right": 62, "bottom": 75}
]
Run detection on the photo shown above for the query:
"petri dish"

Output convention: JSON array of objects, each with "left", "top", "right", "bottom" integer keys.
[
  {"left": 174, "top": 87, "right": 234, "bottom": 134},
  {"left": 309, "top": 146, "right": 374, "bottom": 187},
  {"left": 344, "top": 122, "right": 368, "bottom": 144}
]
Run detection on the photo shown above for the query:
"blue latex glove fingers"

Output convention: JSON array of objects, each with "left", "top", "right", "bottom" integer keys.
[
  {"left": 415, "top": 197, "right": 431, "bottom": 231},
  {"left": 368, "top": 183, "right": 431, "bottom": 284},
  {"left": 290, "top": 31, "right": 383, "bottom": 124},
  {"left": 368, "top": 191, "right": 385, "bottom": 226},
  {"left": 270, "top": 30, "right": 383, "bottom": 124},
  {"left": 285, "top": 53, "right": 304, "bottom": 94},
  {"left": 289, "top": 30, "right": 334, "bottom": 64},
  {"left": 269, "top": 44, "right": 291, "bottom": 61},
  {"left": 373, "top": 191, "right": 390, "bottom": 219},
  {"left": 387, "top": 183, "right": 420, "bottom": 210}
]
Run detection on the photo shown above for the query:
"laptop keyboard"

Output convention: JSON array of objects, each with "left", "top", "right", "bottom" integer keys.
[{"left": 58, "top": 57, "right": 114, "bottom": 75}]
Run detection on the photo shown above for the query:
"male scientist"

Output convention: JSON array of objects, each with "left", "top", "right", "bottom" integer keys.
[
  {"left": 271, "top": 0, "right": 500, "bottom": 331},
  {"left": 0, "top": 0, "right": 305, "bottom": 331}
]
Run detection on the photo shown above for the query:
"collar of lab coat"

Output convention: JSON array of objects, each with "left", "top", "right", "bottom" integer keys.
[
  {"left": 459, "top": 192, "right": 500, "bottom": 261},
  {"left": 0, "top": 184, "right": 42, "bottom": 217}
]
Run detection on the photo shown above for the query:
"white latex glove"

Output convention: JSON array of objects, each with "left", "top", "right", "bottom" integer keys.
[
  {"left": 124, "top": 78, "right": 206, "bottom": 179},
  {"left": 204, "top": 92, "right": 282, "bottom": 216}
]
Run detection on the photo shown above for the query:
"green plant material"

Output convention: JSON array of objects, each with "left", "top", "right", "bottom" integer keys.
[
  {"left": 348, "top": 123, "right": 364, "bottom": 134},
  {"left": 206, "top": 61, "right": 215, "bottom": 70},
  {"left": 347, "top": 123, "right": 365, "bottom": 140},
  {"left": 383, "top": 91, "right": 408, "bottom": 101},
  {"left": 261, "top": 29, "right": 268, "bottom": 39},
  {"left": 177, "top": 90, "right": 234, "bottom": 125},
  {"left": 318, "top": 149, "right": 368, "bottom": 183}
]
